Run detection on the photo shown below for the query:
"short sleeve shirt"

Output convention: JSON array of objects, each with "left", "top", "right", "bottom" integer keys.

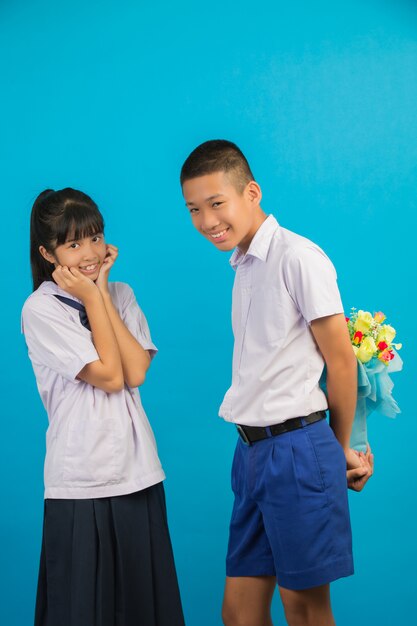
[
  {"left": 22, "top": 280, "right": 165, "bottom": 499},
  {"left": 219, "top": 215, "right": 344, "bottom": 426}
]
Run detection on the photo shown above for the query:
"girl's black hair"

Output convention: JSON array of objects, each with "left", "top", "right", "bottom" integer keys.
[{"left": 30, "top": 188, "right": 105, "bottom": 291}]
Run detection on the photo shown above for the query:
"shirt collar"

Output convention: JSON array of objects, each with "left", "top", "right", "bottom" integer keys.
[
  {"left": 39, "top": 280, "right": 83, "bottom": 304},
  {"left": 229, "top": 214, "right": 280, "bottom": 270}
]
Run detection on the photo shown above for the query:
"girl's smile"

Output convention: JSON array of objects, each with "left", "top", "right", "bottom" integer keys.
[{"left": 78, "top": 262, "right": 100, "bottom": 276}]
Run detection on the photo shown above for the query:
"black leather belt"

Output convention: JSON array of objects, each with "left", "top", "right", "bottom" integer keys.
[{"left": 236, "top": 411, "right": 326, "bottom": 445}]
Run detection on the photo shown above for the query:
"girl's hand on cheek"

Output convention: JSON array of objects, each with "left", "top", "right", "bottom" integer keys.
[
  {"left": 52, "top": 265, "right": 98, "bottom": 303},
  {"left": 96, "top": 244, "right": 118, "bottom": 294}
]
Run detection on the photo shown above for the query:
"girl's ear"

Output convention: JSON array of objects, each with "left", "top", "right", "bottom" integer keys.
[{"left": 39, "top": 245, "right": 56, "bottom": 265}]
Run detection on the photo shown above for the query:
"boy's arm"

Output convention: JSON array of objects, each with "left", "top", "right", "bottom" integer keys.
[{"left": 310, "top": 313, "right": 373, "bottom": 491}]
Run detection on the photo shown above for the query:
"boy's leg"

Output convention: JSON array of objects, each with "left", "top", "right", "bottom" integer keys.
[
  {"left": 225, "top": 420, "right": 352, "bottom": 625},
  {"left": 222, "top": 575, "right": 276, "bottom": 626},
  {"left": 222, "top": 577, "right": 335, "bottom": 626},
  {"left": 279, "top": 584, "right": 335, "bottom": 626},
  {"left": 224, "top": 439, "right": 277, "bottom": 626}
]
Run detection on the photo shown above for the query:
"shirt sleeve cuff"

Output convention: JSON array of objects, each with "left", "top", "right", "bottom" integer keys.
[
  {"left": 306, "top": 306, "right": 345, "bottom": 324},
  {"left": 70, "top": 349, "right": 100, "bottom": 382},
  {"left": 138, "top": 338, "right": 158, "bottom": 359}
]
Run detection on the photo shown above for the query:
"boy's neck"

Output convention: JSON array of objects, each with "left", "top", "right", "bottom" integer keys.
[{"left": 237, "top": 208, "right": 268, "bottom": 254}]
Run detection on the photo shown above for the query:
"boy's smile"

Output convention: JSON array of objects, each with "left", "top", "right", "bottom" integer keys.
[
  {"left": 208, "top": 227, "right": 230, "bottom": 243},
  {"left": 182, "top": 172, "right": 266, "bottom": 253}
]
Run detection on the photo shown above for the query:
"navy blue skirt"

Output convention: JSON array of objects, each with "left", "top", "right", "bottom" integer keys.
[{"left": 34, "top": 483, "right": 185, "bottom": 626}]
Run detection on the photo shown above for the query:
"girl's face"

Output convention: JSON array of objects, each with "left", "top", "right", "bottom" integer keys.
[{"left": 40, "top": 232, "right": 107, "bottom": 282}]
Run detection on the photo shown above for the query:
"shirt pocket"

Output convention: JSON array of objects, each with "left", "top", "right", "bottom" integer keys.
[
  {"left": 63, "top": 414, "right": 124, "bottom": 486},
  {"left": 247, "top": 285, "right": 286, "bottom": 345}
]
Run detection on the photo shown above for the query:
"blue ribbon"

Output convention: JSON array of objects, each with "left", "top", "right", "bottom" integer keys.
[
  {"left": 320, "top": 350, "right": 403, "bottom": 452},
  {"left": 53, "top": 294, "right": 90, "bottom": 331}
]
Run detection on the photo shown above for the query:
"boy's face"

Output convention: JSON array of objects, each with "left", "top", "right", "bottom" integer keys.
[{"left": 182, "top": 171, "right": 263, "bottom": 252}]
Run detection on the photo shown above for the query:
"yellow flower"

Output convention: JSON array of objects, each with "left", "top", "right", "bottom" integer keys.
[
  {"left": 377, "top": 324, "right": 396, "bottom": 345},
  {"left": 352, "top": 345, "right": 359, "bottom": 357},
  {"left": 354, "top": 310, "right": 374, "bottom": 334},
  {"left": 356, "top": 336, "right": 377, "bottom": 363}
]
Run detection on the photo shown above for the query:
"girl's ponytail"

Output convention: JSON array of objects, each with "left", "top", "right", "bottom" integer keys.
[{"left": 30, "top": 190, "right": 56, "bottom": 291}]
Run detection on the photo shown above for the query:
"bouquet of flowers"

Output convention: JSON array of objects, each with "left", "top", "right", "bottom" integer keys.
[{"left": 346, "top": 308, "right": 403, "bottom": 451}]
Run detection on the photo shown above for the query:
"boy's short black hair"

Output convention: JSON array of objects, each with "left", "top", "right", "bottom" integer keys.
[{"left": 180, "top": 139, "right": 255, "bottom": 192}]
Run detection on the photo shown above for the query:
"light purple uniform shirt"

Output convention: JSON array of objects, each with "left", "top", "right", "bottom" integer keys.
[
  {"left": 219, "top": 215, "right": 344, "bottom": 427},
  {"left": 22, "top": 280, "right": 165, "bottom": 499}
]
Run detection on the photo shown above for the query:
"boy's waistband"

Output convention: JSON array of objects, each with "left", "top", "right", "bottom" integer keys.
[{"left": 236, "top": 411, "right": 326, "bottom": 445}]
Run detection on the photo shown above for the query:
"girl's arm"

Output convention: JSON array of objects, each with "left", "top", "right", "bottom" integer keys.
[
  {"left": 96, "top": 245, "right": 152, "bottom": 388},
  {"left": 100, "top": 292, "right": 151, "bottom": 387},
  {"left": 53, "top": 266, "right": 124, "bottom": 393}
]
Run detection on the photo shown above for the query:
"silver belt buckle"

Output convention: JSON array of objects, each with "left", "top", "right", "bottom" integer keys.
[{"left": 236, "top": 424, "right": 251, "bottom": 446}]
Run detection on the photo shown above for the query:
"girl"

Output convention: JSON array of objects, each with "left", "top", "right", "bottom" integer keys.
[{"left": 22, "top": 188, "right": 185, "bottom": 626}]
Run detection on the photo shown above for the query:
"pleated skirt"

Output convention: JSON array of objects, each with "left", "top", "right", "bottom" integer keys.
[{"left": 34, "top": 482, "right": 185, "bottom": 626}]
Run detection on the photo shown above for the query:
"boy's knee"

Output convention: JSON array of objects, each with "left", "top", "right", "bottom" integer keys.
[
  {"left": 282, "top": 601, "right": 309, "bottom": 626},
  {"left": 221, "top": 601, "right": 243, "bottom": 626},
  {"left": 222, "top": 603, "right": 272, "bottom": 626},
  {"left": 221, "top": 603, "right": 251, "bottom": 626},
  {"left": 282, "top": 595, "right": 334, "bottom": 626}
]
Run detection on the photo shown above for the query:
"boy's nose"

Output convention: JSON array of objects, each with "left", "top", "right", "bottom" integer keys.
[{"left": 201, "top": 214, "right": 221, "bottom": 231}]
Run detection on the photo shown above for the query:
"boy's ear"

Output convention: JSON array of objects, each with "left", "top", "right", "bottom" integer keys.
[
  {"left": 246, "top": 180, "right": 262, "bottom": 204},
  {"left": 39, "top": 245, "right": 56, "bottom": 265}
]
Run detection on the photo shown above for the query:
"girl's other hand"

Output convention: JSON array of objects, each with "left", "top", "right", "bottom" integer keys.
[
  {"left": 52, "top": 265, "right": 99, "bottom": 303},
  {"left": 96, "top": 244, "right": 118, "bottom": 295}
]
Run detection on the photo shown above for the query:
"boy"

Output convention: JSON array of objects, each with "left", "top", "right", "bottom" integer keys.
[{"left": 180, "top": 140, "right": 373, "bottom": 626}]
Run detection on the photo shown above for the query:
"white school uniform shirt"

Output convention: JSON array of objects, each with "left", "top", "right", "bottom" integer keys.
[
  {"left": 21, "top": 280, "right": 165, "bottom": 499},
  {"left": 219, "top": 215, "right": 344, "bottom": 427}
]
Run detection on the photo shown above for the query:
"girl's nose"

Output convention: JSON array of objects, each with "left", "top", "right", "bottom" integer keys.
[{"left": 83, "top": 244, "right": 96, "bottom": 260}]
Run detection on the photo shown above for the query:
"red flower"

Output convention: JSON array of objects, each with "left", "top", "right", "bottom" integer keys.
[
  {"left": 353, "top": 331, "right": 363, "bottom": 345},
  {"left": 378, "top": 348, "right": 395, "bottom": 364},
  {"left": 345, "top": 317, "right": 350, "bottom": 322},
  {"left": 377, "top": 341, "right": 388, "bottom": 351}
]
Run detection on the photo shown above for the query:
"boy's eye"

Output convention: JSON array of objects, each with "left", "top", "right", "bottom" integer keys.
[
  {"left": 189, "top": 208, "right": 199, "bottom": 214},
  {"left": 212, "top": 202, "right": 223, "bottom": 208}
]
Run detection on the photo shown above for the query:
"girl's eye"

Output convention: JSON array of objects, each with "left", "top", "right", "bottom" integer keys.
[
  {"left": 69, "top": 243, "right": 79, "bottom": 249},
  {"left": 92, "top": 235, "right": 102, "bottom": 243}
]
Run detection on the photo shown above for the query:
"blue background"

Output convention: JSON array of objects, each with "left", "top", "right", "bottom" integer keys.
[{"left": 1, "top": 0, "right": 416, "bottom": 624}]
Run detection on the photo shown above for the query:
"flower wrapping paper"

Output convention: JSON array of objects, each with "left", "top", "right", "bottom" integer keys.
[
  {"left": 320, "top": 349, "right": 402, "bottom": 452},
  {"left": 351, "top": 349, "right": 403, "bottom": 452}
]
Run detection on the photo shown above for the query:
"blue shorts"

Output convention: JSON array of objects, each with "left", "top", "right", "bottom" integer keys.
[{"left": 226, "top": 417, "right": 354, "bottom": 590}]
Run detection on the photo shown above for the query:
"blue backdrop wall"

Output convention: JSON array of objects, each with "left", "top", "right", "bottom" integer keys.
[{"left": 1, "top": 1, "right": 416, "bottom": 624}]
